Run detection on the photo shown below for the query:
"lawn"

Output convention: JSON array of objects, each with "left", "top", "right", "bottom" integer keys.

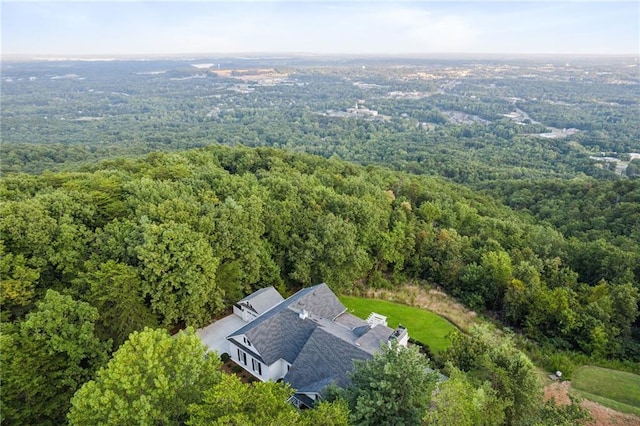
[
  {"left": 339, "top": 295, "right": 457, "bottom": 353},
  {"left": 570, "top": 366, "right": 640, "bottom": 416}
]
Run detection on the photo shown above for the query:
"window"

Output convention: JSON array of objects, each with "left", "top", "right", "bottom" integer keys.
[
  {"left": 238, "top": 349, "right": 247, "bottom": 366},
  {"left": 243, "top": 336, "right": 251, "bottom": 347},
  {"left": 251, "top": 359, "right": 262, "bottom": 375}
]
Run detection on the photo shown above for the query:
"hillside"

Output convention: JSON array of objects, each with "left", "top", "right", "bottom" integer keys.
[{"left": 2, "top": 145, "right": 637, "bottom": 357}]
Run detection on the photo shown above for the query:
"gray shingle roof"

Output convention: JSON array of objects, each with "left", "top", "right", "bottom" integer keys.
[
  {"left": 245, "top": 309, "right": 316, "bottom": 364},
  {"left": 355, "top": 324, "right": 395, "bottom": 353},
  {"left": 227, "top": 283, "right": 402, "bottom": 395},
  {"left": 284, "top": 327, "right": 373, "bottom": 391},
  {"left": 286, "top": 283, "right": 346, "bottom": 320},
  {"left": 236, "top": 286, "right": 284, "bottom": 315}
]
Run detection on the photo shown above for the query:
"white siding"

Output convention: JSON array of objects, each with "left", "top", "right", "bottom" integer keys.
[
  {"left": 398, "top": 332, "right": 409, "bottom": 347},
  {"left": 232, "top": 305, "right": 244, "bottom": 319},
  {"left": 227, "top": 341, "right": 290, "bottom": 382},
  {"left": 267, "top": 358, "right": 291, "bottom": 380},
  {"left": 233, "top": 305, "right": 259, "bottom": 322}
]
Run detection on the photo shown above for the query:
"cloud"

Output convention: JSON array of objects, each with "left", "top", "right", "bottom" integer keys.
[
  {"left": 2, "top": 1, "right": 638, "bottom": 55},
  {"left": 373, "top": 6, "right": 477, "bottom": 52}
]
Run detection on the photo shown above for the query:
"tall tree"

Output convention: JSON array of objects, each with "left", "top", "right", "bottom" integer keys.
[
  {"left": 1, "top": 290, "right": 109, "bottom": 425},
  {"left": 136, "top": 221, "right": 222, "bottom": 326},
  {"left": 75, "top": 260, "right": 158, "bottom": 347},
  {"left": 444, "top": 326, "right": 543, "bottom": 426},
  {"left": 342, "top": 343, "right": 438, "bottom": 426},
  {"left": 0, "top": 244, "right": 40, "bottom": 319},
  {"left": 188, "top": 374, "right": 299, "bottom": 426},
  {"left": 187, "top": 373, "right": 350, "bottom": 426},
  {"left": 68, "top": 327, "right": 221, "bottom": 425},
  {"left": 423, "top": 365, "right": 506, "bottom": 426}
]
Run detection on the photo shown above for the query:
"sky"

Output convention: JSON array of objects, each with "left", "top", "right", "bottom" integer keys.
[{"left": 2, "top": 1, "right": 639, "bottom": 57}]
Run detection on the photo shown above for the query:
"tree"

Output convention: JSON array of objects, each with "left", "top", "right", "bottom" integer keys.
[
  {"left": 68, "top": 327, "right": 221, "bottom": 425},
  {"left": 188, "top": 374, "right": 300, "bottom": 426},
  {"left": 301, "top": 399, "right": 350, "bottom": 426},
  {"left": 470, "top": 250, "right": 513, "bottom": 309},
  {"left": 75, "top": 260, "right": 157, "bottom": 347},
  {"left": 522, "top": 397, "right": 591, "bottom": 426},
  {"left": 1, "top": 290, "right": 109, "bottom": 425},
  {"left": 443, "top": 326, "right": 543, "bottom": 426},
  {"left": 423, "top": 365, "right": 506, "bottom": 426},
  {"left": 186, "top": 360, "right": 349, "bottom": 426},
  {"left": 342, "top": 343, "right": 438, "bottom": 426},
  {"left": 136, "top": 221, "right": 222, "bottom": 326},
  {"left": 0, "top": 245, "right": 40, "bottom": 319}
]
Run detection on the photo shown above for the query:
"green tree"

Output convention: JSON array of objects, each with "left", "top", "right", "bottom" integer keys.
[
  {"left": 137, "top": 221, "right": 222, "bottom": 326},
  {"left": 301, "top": 399, "right": 350, "bottom": 426},
  {"left": 521, "top": 397, "right": 590, "bottom": 426},
  {"left": 188, "top": 374, "right": 300, "bottom": 426},
  {"left": 75, "top": 260, "right": 157, "bottom": 347},
  {"left": 444, "top": 326, "right": 542, "bottom": 426},
  {"left": 343, "top": 343, "right": 438, "bottom": 426},
  {"left": 314, "top": 213, "right": 371, "bottom": 292},
  {"left": 424, "top": 365, "right": 506, "bottom": 426},
  {"left": 68, "top": 327, "right": 221, "bottom": 425},
  {"left": 480, "top": 250, "right": 513, "bottom": 309},
  {"left": 1, "top": 290, "right": 109, "bottom": 425},
  {"left": 186, "top": 364, "right": 349, "bottom": 426},
  {"left": 0, "top": 245, "right": 40, "bottom": 319},
  {"left": 609, "top": 282, "right": 639, "bottom": 338}
]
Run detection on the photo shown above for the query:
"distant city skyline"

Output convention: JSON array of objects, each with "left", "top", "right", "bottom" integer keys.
[{"left": 2, "top": 1, "right": 639, "bottom": 57}]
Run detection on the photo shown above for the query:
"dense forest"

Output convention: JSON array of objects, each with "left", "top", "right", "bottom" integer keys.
[
  {"left": 1, "top": 146, "right": 638, "bottom": 423},
  {"left": 1, "top": 57, "right": 639, "bottom": 424}
]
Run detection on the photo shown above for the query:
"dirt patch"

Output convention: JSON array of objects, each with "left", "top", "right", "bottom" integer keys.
[
  {"left": 209, "top": 68, "right": 290, "bottom": 83},
  {"left": 220, "top": 359, "right": 258, "bottom": 384},
  {"left": 544, "top": 380, "right": 573, "bottom": 406},
  {"left": 544, "top": 380, "right": 640, "bottom": 426},
  {"left": 363, "top": 284, "right": 479, "bottom": 331},
  {"left": 582, "top": 400, "right": 640, "bottom": 426}
]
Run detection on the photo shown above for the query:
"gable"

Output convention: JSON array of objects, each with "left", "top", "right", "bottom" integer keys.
[
  {"left": 236, "top": 286, "right": 284, "bottom": 316},
  {"left": 233, "top": 309, "right": 317, "bottom": 365}
]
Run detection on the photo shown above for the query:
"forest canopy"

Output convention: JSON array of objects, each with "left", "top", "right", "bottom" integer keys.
[
  {"left": 1, "top": 57, "right": 639, "bottom": 424},
  {"left": 2, "top": 146, "right": 638, "bottom": 362}
]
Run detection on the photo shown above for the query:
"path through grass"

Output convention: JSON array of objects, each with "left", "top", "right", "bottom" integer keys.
[
  {"left": 339, "top": 295, "right": 457, "bottom": 353},
  {"left": 571, "top": 366, "right": 640, "bottom": 416}
]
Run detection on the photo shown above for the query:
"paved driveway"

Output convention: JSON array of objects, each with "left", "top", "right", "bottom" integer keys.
[{"left": 196, "top": 314, "right": 246, "bottom": 356}]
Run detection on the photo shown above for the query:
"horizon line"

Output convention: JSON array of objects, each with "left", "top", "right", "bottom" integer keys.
[{"left": 3, "top": 51, "right": 639, "bottom": 62}]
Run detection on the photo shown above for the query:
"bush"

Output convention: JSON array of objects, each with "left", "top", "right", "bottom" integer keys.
[
  {"left": 220, "top": 352, "right": 230, "bottom": 363},
  {"left": 544, "top": 353, "right": 577, "bottom": 379},
  {"left": 231, "top": 365, "right": 243, "bottom": 374}
]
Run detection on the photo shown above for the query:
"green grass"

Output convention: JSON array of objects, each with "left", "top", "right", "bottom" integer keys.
[
  {"left": 571, "top": 366, "right": 640, "bottom": 416},
  {"left": 339, "top": 295, "right": 457, "bottom": 353}
]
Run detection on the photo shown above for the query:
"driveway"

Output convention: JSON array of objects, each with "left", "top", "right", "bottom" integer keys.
[{"left": 196, "top": 314, "right": 246, "bottom": 356}]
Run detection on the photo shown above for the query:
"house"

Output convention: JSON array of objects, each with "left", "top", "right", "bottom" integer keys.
[{"left": 226, "top": 283, "right": 408, "bottom": 407}]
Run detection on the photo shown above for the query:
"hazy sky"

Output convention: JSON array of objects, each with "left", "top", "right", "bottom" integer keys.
[{"left": 2, "top": 1, "right": 639, "bottom": 56}]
